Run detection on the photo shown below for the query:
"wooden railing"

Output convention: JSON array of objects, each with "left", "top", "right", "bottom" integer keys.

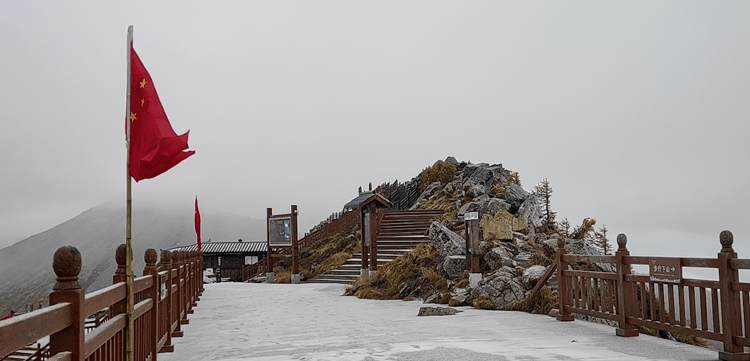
[
  {"left": 300, "top": 209, "right": 361, "bottom": 248},
  {"left": 241, "top": 208, "right": 363, "bottom": 282},
  {"left": 0, "top": 244, "right": 204, "bottom": 361},
  {"left": 541, "top": 230, "right": 750, "bottom": 360}
]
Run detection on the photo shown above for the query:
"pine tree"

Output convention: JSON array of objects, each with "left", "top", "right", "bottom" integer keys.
[
  {"left": 572, "top": 218, "right": 597, "bottom": 242},
  {"left": 558, "top": 217, "right": 571, "bottom": 238},
  {"left": 596, "top": 224, "right": 612, "bottom": 255},
  {"left": 534, "top": 178, "right": 556, "bottom": 232}
]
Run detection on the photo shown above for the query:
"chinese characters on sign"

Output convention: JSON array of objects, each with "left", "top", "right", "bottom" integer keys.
[{"left": 649, "top": 257, "right": 682, "bottom": 283}]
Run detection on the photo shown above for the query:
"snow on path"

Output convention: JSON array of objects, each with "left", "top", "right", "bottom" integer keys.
[{"left": 159, "top": 283, "right": 718, "bottom": 361}]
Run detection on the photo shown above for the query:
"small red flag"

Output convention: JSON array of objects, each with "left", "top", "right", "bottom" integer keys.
[
  {"left": 195, "top": 197, "right": 201, "bottom": 252},
  {"left": 128, "top": 45, "right": 194, "bottom": 181}
]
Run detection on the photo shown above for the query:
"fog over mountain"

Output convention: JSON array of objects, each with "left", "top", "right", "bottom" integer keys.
[{"left": 0, "top": 201, "right": 265, "bottom": 315}]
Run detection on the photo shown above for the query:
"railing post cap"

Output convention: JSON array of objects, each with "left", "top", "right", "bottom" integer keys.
[
  {"left": 161, "top": 249, "right": 172, "bottom": 262},
  {"left": 617, "top": 233, "right": 628, "bottom": 252},
  {"left": 53, "top": 245, "right": 82, "bottom": 290},
  {"left": 720, "top": 230, "right": 734, "bottom": 253},
  {"left": 115, "top": 243, "right": 130, "bottom": 275},
  {"left": 556, "top": 237, "right": 565, "bottom": 249},
  {"left": 145, "top": 248, "right": 158, "bottom": 265}
]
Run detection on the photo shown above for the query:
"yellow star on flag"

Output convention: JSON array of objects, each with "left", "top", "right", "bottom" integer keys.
[
  {"left": 139, "top": 79, "right": 147, "bottom": 88},
  {"left": 130, "top": 112, "right": 137, "bottom": 122},
  {"left": 141, "top": 98, "right": 145, "bottom": 106}
]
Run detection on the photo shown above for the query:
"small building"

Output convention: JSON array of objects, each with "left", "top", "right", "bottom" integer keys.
[{"left": 174, "top": 239, "right": 266, "bottom": 282}]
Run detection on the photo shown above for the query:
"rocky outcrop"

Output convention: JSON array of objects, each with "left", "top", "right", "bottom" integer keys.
[
  {"left": 471, "top": 266, "right": 527, "bottom": 310},
  {"left": 429, "top": 221, "right": 465, "bottom": 257}
]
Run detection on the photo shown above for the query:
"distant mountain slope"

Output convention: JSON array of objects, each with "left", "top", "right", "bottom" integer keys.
[{"left": 0, "top": 202, "right": 265, "bottom": 315}]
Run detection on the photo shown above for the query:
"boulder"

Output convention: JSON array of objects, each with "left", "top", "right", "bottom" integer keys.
[
  {"left": 439, "top": 255, "right": 466, "bottom": 280},
  {"left": 481, "top": 213, "right": 513, "bottom": 241},
  {"left": 457, "top": 202, "right": 481, "bottom": 218},
  {"left": 482, "top": 246, "right": 516, "bottom": 270},
  {"left": 481, "top": 198, "right": 511, "bottom": 217},
  {"left": 444, "top": 156, "right": 460, "bottom": 167},
  {"left": 504, "top": 184, "right": 530, "bottom": 203},
  {"left": 516, "top": 194, "right": 542, "bottom": 228},
  {"left": 522, "top": 265, "right": 547, "bottom": 289},
  {"left": 417, "top": 306, "right": 460, "bottom": 316},
  {"left": 514, "top": 250, "right": 532, "bottom": 268},
  {"left": 429, "top": 221, "right": 466, "bottom": 257},
  {"left": 410, "top": 181, "right": 441, "bottom": 210},
  {"left": 471, "top": 266, "right": 526, "bottom": 310}
]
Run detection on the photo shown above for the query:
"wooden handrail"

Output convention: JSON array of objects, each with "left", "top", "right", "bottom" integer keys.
[{"left": 0, "top": 244, "right": 204, "bottom": 361}]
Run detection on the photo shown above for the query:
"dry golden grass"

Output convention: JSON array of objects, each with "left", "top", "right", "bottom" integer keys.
[
  {"left": 273, "top": 267, "right": 291, "bottom": 284},
  {"left": 274, "top": 232, "right": 360, "bottom": 281},
  {"left": 476, "top": 296, "right": 496, "bottom": 310},
  {"left": 507, "top": 287, "right": 558, "bottom": 315},
  {"left": 346, "top": 243, "right": 445, "bottom": 300}
]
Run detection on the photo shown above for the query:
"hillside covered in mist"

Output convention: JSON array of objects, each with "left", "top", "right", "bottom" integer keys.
[{"left": 0, "top": 202, "right": 265, "bottom": 315}]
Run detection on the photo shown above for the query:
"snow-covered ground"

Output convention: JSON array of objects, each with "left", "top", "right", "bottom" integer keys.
[{"left": 160, "top": 283, "right": 717, "bottom": 361}]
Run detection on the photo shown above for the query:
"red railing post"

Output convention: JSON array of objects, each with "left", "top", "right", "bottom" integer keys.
[
  {"left": 171, "top": 250, "right": 183, "bottom": 337},
  {"left": 49, "top": 246, "right": 85, "bottom": 361},
  {"left": 143, "top": 249, "right": 159, "bottom": 360},
  {"left": 159, "top": 250, "right": 174, "bottom": 352},
  {"left": 717, "top": 230, "right": 748, "bottom": 360},
  {"left": 199, "top": 251, "right": 204, "bottom": 294},
  {"left": 178, "top": 251, "right": 189, "bottom": 324},
  {"left": 615, "top": 234, "right": 638, "bottom": 337},
  {"left": 187, "top": 252, "right": 196, "bottom": 312},
  {"left": 112, "top": 244, "right": 128, "bottom": 320},
  {"left": 556, "top": 237, "right": 574, "bottom": 321}
]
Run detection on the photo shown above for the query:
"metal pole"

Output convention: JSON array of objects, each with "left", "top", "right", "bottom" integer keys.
[{"left": 124, "top": 25, "right": 135, "bottom": 361}]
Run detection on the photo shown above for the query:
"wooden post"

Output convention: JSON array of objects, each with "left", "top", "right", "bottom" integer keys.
[
  {"left": 360, "top": 206, "right": 369, "bottom": 272},
  {"left": 291, "top": 205, "right": 300, "bottom": 283},
  {"left": 171, "top": 250, "right": 183, "bottom": 337},
  {"left": 199, "top": 250, "right": 204, "bottom": 295},
  {"left": 179, "top": 251, "right": 189, "bottom": 324},
  {"left": 615, "top": 234, "right": 638, "bottom": 337},
  {"left": 49, "top": 246, "right": 84, "bottom": 361},
  {"left": 465, "top": 214, "right": 480, "bottom": 273},
  {"left": 717, "top": 230, "right": 749, "bottom": 360},
  {"left": 266, "top": 208, "right": 274, "bottom": 283},
  {"left": 369, "top": 205, "right": 378, "bottom": 272},
  {"left": 113, "top": 244, "right": 128, "bottom": 317},
  {"left": 158, "top": 250, "right": 174, "bottom": 352},
  {"left": 556, "top": 237, "right": 574, "bottom": 321},
  {"left": 143, "top": 249, "right": 159, "bottom": 361}
]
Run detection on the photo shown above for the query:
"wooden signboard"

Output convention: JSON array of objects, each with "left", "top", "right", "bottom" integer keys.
[
  {"left": 268, "top": 216, "right": 292, "bottom": 247},
  {"left": 363, "top": 211, "right": 371, "bottom": 246},
  {"left": 649, "top": 257, "right": 682, "bottom": 283}
]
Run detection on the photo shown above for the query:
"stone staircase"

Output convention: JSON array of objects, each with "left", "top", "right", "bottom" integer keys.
[{"left": 311, "top": 209, "right": 444, "bottom": 284}]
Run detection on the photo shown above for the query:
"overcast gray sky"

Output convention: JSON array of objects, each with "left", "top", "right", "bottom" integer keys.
[{"left": 1, "top": 1, "right": 748, "bottom": 264}]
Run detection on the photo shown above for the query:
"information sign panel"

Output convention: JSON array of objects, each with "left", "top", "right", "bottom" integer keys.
[
  {"left": 268, "top": 216, "right": 292, "bottom": 246},
  {"left": 649, "top": 257, "right": 682, "bottom": 283},
  {"left": 363, "top": 212, "right": 371, "bottom": 246}
]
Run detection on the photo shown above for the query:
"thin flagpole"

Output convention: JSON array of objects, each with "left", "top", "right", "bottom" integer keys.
[{"left": 125, "top": 25, "right": 135, "bottom": 361}]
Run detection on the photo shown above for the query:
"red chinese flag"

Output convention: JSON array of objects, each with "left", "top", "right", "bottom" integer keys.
[
  {"left": 128, "top": 45, "right": 194, "bottom": 181},
  {"left": 195, "top": 197, "right": 201, "bottom": 252}
]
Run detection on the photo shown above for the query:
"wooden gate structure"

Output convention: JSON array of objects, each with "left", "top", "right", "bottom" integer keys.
[
  {"left": 0, "top": 244, "right": 203, "bottom": 361},
  {"left": 539, "top": 230, "right": 750, "bottom": 360}
]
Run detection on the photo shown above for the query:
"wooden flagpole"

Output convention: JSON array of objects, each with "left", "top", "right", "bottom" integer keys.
[{"left": 124, "top": 25, "right": 135, "bottom": 361}]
